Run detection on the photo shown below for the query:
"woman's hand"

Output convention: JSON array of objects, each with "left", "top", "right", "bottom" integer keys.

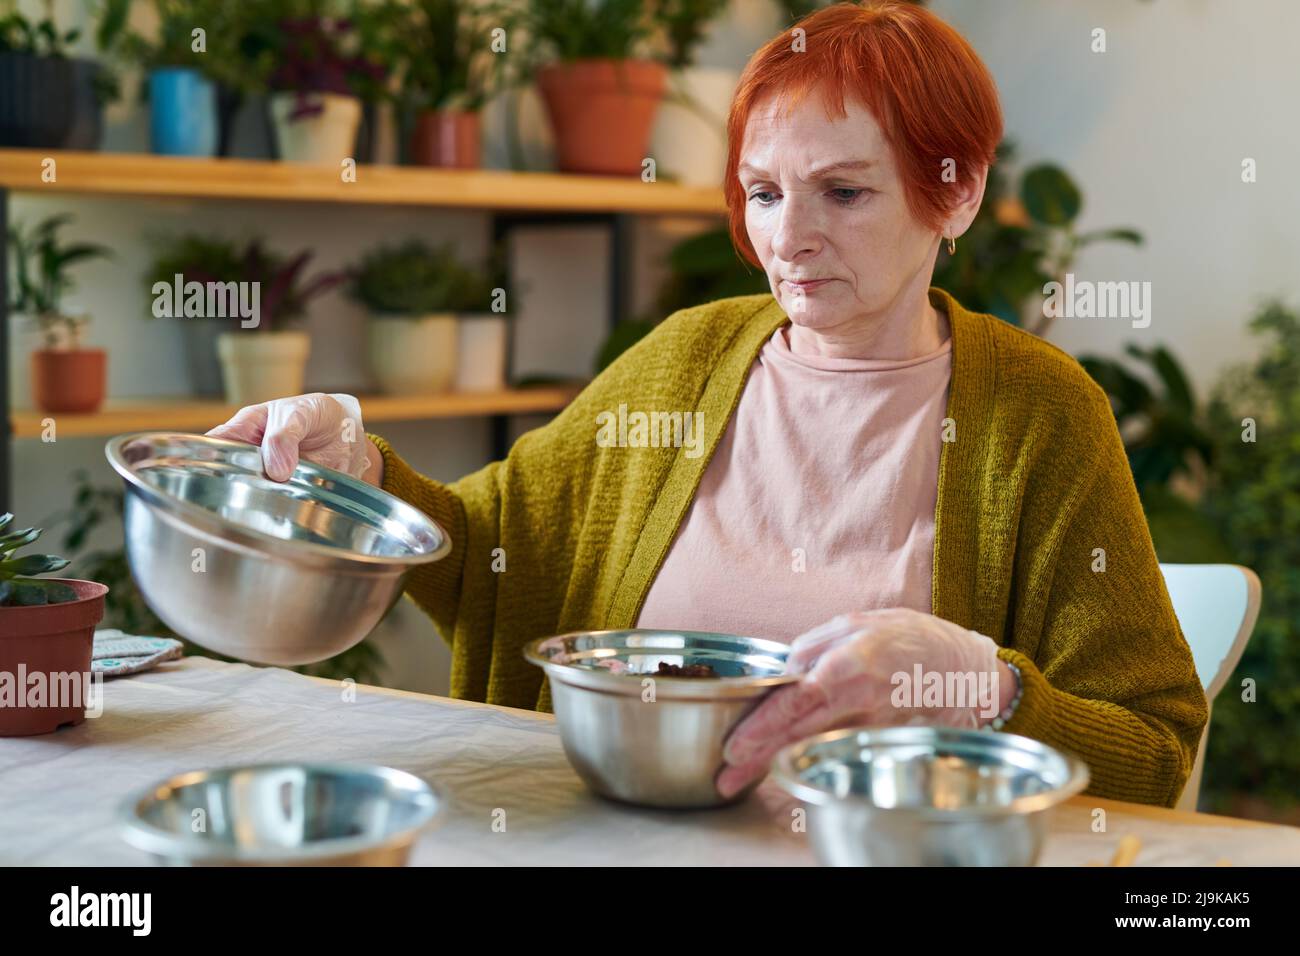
[
  {"left": 716, "top": 608, "right": 1015, "bottom": 799},
  {"left": 206, "top": 393, "right": 377, "bottom": 484}
]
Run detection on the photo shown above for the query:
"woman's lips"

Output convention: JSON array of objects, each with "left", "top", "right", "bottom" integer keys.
[{"left": 783, "top": 278, "right": 832, "bottom": 292}]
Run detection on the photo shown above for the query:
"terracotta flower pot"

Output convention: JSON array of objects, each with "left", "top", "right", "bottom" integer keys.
[
  {"left": 536, "top": 59, "right": 667, "bottom": 175},
  {"left": 0, "top": 579, "right": 108, "bottom": 736},
  {"left": 31, "top": 348, "right": 106, "bottom": 413},
  {"left": 409, "top": 109, "right": 481, "bottom": 168}
]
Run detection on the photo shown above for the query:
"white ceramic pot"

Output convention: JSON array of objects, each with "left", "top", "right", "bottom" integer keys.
[
  {"left": 455, "top": 314, "right": 509, "bottom": 392},
  {"left": 650, "top": 66, "right": 738, "bottom": 187},
  {"left": 217, "top": 330, "right": 311, "bottom": 405},
  {"left": 269, "top": 92, "right": 362, "bottom": 165},
  {"left": 367, "top": 315, "right": 457, "bottom": 395}
]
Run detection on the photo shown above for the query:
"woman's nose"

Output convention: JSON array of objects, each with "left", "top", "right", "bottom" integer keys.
[{"left": 769, "top": 193, "right": 824, "bottom": 262}]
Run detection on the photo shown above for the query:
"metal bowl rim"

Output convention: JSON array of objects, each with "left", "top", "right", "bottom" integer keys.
[
  {"left": 106, "top": 432, "right": 452, "bottom": 570},
  {"left": 523, "top": 628, "right": 803, "bottom": 699},
  {"left": 117, "top": 761, "right": 445, "bottom": 863},
  {"left": 769, "top": 725, "right": 1090, "bottom": 819}
]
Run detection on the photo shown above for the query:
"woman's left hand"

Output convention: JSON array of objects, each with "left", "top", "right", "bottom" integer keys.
[{"left": 716, "top": 608, "right": 1015, "bottom": 799}]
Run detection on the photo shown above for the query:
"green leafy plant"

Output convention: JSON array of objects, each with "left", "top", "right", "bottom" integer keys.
[
  {"left": 1079, "top": 344, "right": 1232, "bottom": 564},
  {"left": 649, "top": 0, "right": 729, "bottom": 69},
  {"left": 932, "top": 142, "right": 1142, "bottom": 333},
  {"left": 0, "top": 513, "right": 76, "bottom": 607},
  {"left": 397, "top": 0, "right": 503, "bottom": 113},
  {"left": 489, "top": 0, "right": 657, "bottom": 74},
  {"left": 776, "top": 0, "right": 926, "bottom": 23},
  {"left": 350, "top": 240, "right": 504, "bottom": 315},
  {"left": 94, "top": 0, "right": 256, "bottom": 86},
  {"left": 1197, "top": 301, "right": 1300, "bottom": 815},
  {"left": 144, "top": 234, "right": 247, "bottom": 321},
  {"left": 232, "top": 239, "right": 348, "bottom": 331},
  {"left": 1079, "top": 345, "right": 1213, "bottom": 495},
  {"left": 6, "top": 213, "right": 112, "bottom": 349},
  {"left": 0, "top": 0, "right": 79, "bottom": 56}
]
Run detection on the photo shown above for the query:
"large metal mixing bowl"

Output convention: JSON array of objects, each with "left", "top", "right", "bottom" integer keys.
[
  {"left": 119, "top": 762, "right": 443, "bottom": 865},
  {"left": 105, "top": 432, "right": 451, "bottom": 665},
  {"left": 771, "top": 725, "right": 1090, "bottom": 866},
  {"left": 525, "top": 628, "right": 800, "bottom": 809}
]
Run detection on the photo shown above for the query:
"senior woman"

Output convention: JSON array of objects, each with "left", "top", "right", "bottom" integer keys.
[{"left": 209, "top": 2, "right": 1206, "bottom": 808}]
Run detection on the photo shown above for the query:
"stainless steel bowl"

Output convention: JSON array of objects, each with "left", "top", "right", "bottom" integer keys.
[
  {"left": 105, "top": 432, "right": 451, "bottom": 665},
  {"left": 119, "top": 762, "right": 444, "bottom": 866},
  {"left": 524, "top": 629, "right": 800, "bottom": 809},
  {"left": 771, "top": 726, "right": 1089, "bottom": 866}
]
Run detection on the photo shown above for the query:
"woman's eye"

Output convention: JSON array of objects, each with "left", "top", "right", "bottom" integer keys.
[
  {"left": 749, "top": 190, "right": 777, "bottom": 206},
  {"left": 830, "top": 187, "right": 864, "bottom": 205}
]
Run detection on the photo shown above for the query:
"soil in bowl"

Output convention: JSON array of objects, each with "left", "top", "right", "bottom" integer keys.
[{"left": 653, "top": 661, "right": 721, "bottom": 678}]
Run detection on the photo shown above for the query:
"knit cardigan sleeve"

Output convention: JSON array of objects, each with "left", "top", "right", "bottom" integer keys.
[
  {"left": 364, "top": 434, "right": 486, "bottom": 647},
  {"left": 996, "top": 380, "right": 1210, "bottom": 808}
]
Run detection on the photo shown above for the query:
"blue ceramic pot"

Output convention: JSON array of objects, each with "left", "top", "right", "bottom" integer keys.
[{"left": 149, "top": 67, "right": 217, "bottom": 156}]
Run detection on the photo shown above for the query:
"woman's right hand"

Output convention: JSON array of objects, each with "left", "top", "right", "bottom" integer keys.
[{"left": 206, "top": 393, "right": 374, "bottom": 483}]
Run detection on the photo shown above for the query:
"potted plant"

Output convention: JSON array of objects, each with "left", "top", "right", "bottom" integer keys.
[
  {"left": 266, "top": 14, "right": 385, "bottom": 164},
  {"left": 216, "top": 240, "right": 348, "bottom": 404},
  {"left": 95, "top": 0, "right": 253, "bottom": 156},
  {"left": 495, "top": 0, "right": 666, "bottom": 175},
  {"left": 145, "top": 233, "right": 246, "bottom": 396},
  {"left": 350, "top": 240, "right": 463, "bottom": 395},
  {"left": 6, "top": 214, "right": 113, "bottom": 414},
  {"left": 398, "top": 0, "right": 503, "bottom": 168},
  {"left": 646, "top": 0, "right": 734, "bottom": 186},
  {"left": 0, "top": 513, "right": 108, "bottom": 736},
  {"left": 0, "top": 2, "right": 107, "bottom": 149}
]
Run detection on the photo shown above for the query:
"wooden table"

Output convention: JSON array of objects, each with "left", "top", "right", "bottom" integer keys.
[{"left": 2, "top": 657, "right": 1296, "bottom": 866}]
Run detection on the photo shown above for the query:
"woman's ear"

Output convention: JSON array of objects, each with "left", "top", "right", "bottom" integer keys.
[{"left": 944, "top": 163, "right": 990, "bottom": 241}]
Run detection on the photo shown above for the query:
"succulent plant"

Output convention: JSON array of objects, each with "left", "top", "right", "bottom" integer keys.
[{"left": 0, "top": 513, "right": 77, "bottom": 607}]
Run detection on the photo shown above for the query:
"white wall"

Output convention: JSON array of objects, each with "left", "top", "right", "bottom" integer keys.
[
  {"left": 8, "top": 0, "right": 1295, "bottom": 694},
  {"left": 929, "top": 0, "right": 1300, "bottom": 388}
]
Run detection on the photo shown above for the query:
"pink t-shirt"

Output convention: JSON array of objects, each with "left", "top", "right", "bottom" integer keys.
[{"left": 635, "top": 322, "right": 953, "bottom": 642}]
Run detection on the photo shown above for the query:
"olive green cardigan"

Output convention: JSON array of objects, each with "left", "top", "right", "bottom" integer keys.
[{"left": 369, "top": 287, "right": 1208, "bottom": 807}]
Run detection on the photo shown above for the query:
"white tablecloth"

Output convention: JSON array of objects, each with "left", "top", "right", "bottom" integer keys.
[{"left": 2, "top": 657, "right": 1297, "bottom": 866}]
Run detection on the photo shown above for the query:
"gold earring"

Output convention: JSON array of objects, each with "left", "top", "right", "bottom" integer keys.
[{"left": 946, "top": 234, "right": 957, "bottom": 255}]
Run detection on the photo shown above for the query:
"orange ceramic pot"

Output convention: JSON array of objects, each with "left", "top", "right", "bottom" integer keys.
[
  {"left": 31, "top": 348, "right": 106, "bottom": 413},
  {"left": 0, "top": 579, "right": 107, "bottom": 736},
  {"left": 409, "top": 109, "right": 482, "bottom": 168},
  {"left": 536, "top": 59, "right": 667, "bottom": 175}
]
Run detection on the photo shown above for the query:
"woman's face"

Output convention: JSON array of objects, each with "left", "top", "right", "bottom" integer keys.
[{"left": 739, "top": 90, "right": 946, "bottom": 332}]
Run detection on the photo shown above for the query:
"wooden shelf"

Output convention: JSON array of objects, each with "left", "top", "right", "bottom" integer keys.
[
  {"left": 9, "top": 385, "right": 584, "bottom": 439},
  {"left": 0, "top": 149, "right": 727, "bottom": 216}
]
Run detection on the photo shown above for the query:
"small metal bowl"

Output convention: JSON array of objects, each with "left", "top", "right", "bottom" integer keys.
[
  {"left": 105, "top": 432, "right": 451, "bottom": 665},
  {"left": 524, "top": 629, "right": 800, "bottom": 809},
  {"left": 772, "top": 726, "right": 1089, "bottom": 866},
  {"left": 119, "top": 763, "right": 444, "bottom": 866}
]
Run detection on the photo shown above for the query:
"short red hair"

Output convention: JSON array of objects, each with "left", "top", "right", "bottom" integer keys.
[{"left": 724, "top": 1, "right": 1003, "bottom": 266}]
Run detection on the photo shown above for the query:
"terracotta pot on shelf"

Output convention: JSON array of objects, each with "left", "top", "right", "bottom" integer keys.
[
  {"left": 409, "top": 109, "right": 482, "bottom": 168},
  {"left": 30, "top": 348, "right": 106, "bottom": 414},
  {"left": 0, "top": 580, "right": 108, "bottom": 737},
  {"left": 536, "top": 58, "right": 667, "bottom": 175}
]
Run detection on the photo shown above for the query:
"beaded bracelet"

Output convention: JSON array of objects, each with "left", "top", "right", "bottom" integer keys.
[{"left": 985, "top": 660, "right": 1023, "bottom": 731}]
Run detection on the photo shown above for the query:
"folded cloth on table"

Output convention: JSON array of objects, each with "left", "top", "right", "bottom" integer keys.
[{"left": 92, "top": 629, "right": 185, "bottom": 677}]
